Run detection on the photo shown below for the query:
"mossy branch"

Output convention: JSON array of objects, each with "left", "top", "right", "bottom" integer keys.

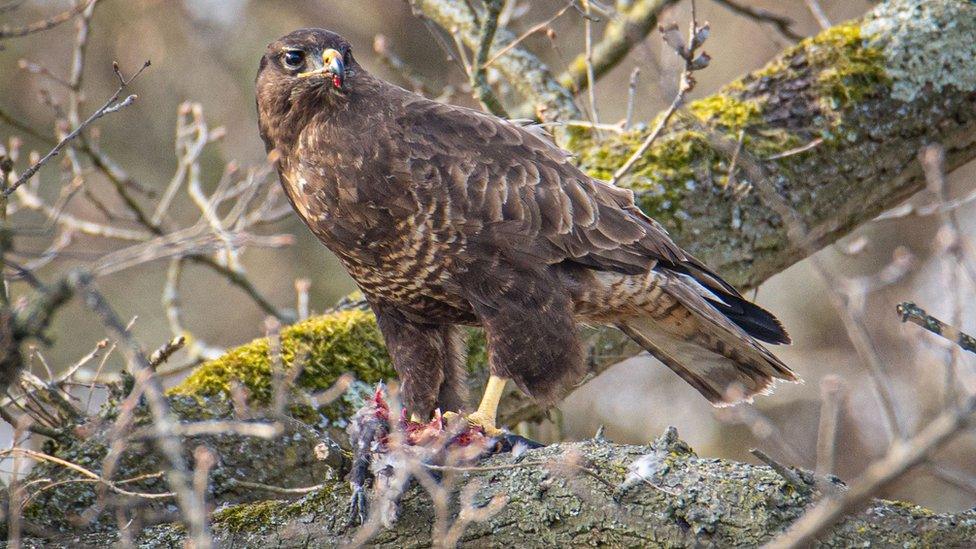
[
  {"left": 172, "top": 0, "right": 976, "bottom": 427},
  {"left": 570, "top": 0, "right": 976, "bottom": 290},
  {"left": 17, "top": 429, "right": 976, "bottom": 547},
  {"left": 557, "top": 0, "right": 681, "bottom": 94},
  {"left": 22, "top": 2, "right": 973, "bottom": 545}
]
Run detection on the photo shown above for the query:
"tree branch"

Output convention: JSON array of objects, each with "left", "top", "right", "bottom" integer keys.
[
  {"left": 408, "top": 0, "right": 581, "bottom": 122},
  {"left": 23, "top": 427, "right": 976, "bottom": 547},
  {"left": 765, "top": 397, "right": 976, "bottom": 548},
  {"left": 558, "top": 0, "right": 680, "bottom": 94}
]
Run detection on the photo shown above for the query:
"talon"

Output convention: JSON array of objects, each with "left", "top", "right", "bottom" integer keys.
[
  {"left": 443, "top": 410, "right": 504, "bottom": 437},
  {"left": 347, "top": 485, "right": 368, "bottom": 527},
  {"left": 465, "top": 410, "right": 504, "bottom": 437}
]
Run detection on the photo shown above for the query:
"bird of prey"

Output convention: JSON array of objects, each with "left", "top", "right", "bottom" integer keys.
[{"left": 256, "top": 29, "right": 797, "bottom": 436}]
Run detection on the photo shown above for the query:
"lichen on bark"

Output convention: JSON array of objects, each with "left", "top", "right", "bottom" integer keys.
[
  {"left": 14, "top": 429, "right": 976, "bottom": 547},
  {"left": 563, "top": 0, "right": 976, "bottom": 290},
  {"left": 18, "top": 395, "right": 335, "bottom": 534},
  {"left": 10, "top": 1, "right": 976, "bottom": 546}
]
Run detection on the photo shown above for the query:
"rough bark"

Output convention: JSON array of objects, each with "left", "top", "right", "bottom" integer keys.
[
  {"left": 10, "top": 428, "right": 976, "bottom": 547},
  {"left": 483, "top": 0, "right": 976, "bottom": 425},
  {"left": 8, "top": 1, "right": 976, "bottom": 547},
  {"left": 568, "top": 0, "right": 976, "bottom": 290}
]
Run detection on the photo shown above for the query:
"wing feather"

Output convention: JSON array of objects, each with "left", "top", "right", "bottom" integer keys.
[{"left": 392, "top": 94, "right": 783, "bottom": 339}]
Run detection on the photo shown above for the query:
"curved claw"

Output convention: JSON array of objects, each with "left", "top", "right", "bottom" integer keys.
[
  {"left": 493, "top": 432, "right": 545, "bottom": 455},
  {"left": 347, "top": 485, "right": 369, "bottom": 528},
  {"left": 443, "top": 410, "right": 504, "bottom": 437}
]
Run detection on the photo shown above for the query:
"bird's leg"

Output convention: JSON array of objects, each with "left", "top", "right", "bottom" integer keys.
[{"left": 445, "top": 375, "right": 507, "bottom": 436}]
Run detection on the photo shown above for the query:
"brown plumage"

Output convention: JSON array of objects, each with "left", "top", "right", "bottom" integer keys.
[{"left": 256, "top": 29, "right": 798, "bottom": 421}]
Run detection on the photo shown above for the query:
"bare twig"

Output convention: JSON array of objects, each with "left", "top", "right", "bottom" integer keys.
[
  {"left": 764, "top": 398, "right": 976, "bottom": 549},
  {"left": 581, "top": 0, "right": 600, "bottom": 127},
  {"left": 611, "top": 8, "right": 710, "bottom": 184},
  {"left": 294, "top": 278, "right": 311, "bottom": 321},
  {"left": 226, "top": 479, "right": 324, "bottom": 495},
  {"left": 803, "top": 0, "right": 831, "bottom": 30},
  {"left": 409, "top": 0, "right": 581, "bottom": 122},
  {"left": 710, "top": 0, "right": 802, "bottom": 42},
  {"left": 0, "top": 0, "right": 95, "bottom": 39},
  {"left": 71, "top": 271, "right": 212, "bottom": 548},
  {"left": 624, "top": 67, "right": 640, "bottom": 130},
  {"left": 559, "top": 0, "right": 680, "bottom": 93},
  {"left": 483, "top": 3, "right": 573, "bottom": 68},
  {"left": 764, "top": 137, "right": 823, "bottom": 160},
  {"left": 0, "top": 405, "right": 60, "bottom": 439},
  {"left": 5, "top": 60, "right": 150, "bottom": 197},
  {"left": 4, "top": 447, "right": 173, "bottom": 500},
  {"left": 469, "top": 0, "right": 509, "bottom": 117},
  {"left": 920, "top": 145, "right": 976, "bottom": 290},
  {"left": 815, "top": 375, "right": 845, "bottom": 477},
  {"left": 897, "top": 302, "right": 976, "bottom": 356},
  {"left": 703, "top": 127, "right": 906, "bottom": 442},
  {"left": 147, "top": 336, "right": 186, "bottom": 369},
  {"left": 750, "top": 448, "right": 810, "bottom": 494}
]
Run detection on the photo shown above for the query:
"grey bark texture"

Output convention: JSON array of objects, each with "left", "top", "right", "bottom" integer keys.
[
  {"left": 6, "top": 0, "right": 976, "bottom": 547},
  {"left": 10, "top": 428, "right": 976, "bottom": 547}
]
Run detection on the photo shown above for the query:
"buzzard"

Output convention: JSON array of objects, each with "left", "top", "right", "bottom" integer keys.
[{"left": 256, "top": 29, "right": 797, "bottom": 435}]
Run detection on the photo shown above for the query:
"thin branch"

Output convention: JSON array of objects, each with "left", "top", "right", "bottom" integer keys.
[
  {"left": 409, "top": 0, "right": 580, "bottom": 122},
  {"left": 702, "top": 127, "right": 907, "bottom": 442},
  {"left": 710, "top": 0, "right": 802, "bottom": 42},
  {"left": 226, "top": 479, "right": 324, "bottom": 495},
  {"left": 802, "top": 0, "right": 831, "bottom": 30},
  {"left": 764, "top": 398, "right": 976, "bottom": 549},
  {"left": 483, "top": 3, "right": 574, "bottom": 68},
  {"left": 749, "top": 448, "right": 810, "bottom": 495},
  {"left": 1, "top": 447, "right": 174, "bottom": 500},
  {"left": 897, "top": 302, "right": 976, "bottom": 356},
  {"left": 0, "top": 405, "right": 60, "bottom": 439},
  {"left": 0, "top": 0, "right": 95, "bottom": 39},
  {"left": 815, "top": 376, "right": 845, "bottom": 477},
  {"left": 559, "top": 0, "right": 680, "bottom": 93},
  {"left": 764, "top": 137, "right": 823, "bottom": 160},
  {"left": 71, "top": 271, "right": 212, "bottom": 548},
  {"left": 4, "top": 61, "right": 150, "bottom": 197},
  {"left": 611, "top": 12, "right": 710, "bottom": 184},
  {"left": 470, "top": 0, "right": 509, "bottom": 117},
  {"left": 624, "top": 67, "right": 640, "bottom": 130},
  {"left": 147, "top": 335, "right": 186, "bottom": 369}
]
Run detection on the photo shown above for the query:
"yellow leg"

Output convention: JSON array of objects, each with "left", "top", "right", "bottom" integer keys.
[
  {"left": 409, "top": 412, "right": 424, "bottom": 423},
  {"left": 464, "top": 375, "right": 507, "bottom": 436}
]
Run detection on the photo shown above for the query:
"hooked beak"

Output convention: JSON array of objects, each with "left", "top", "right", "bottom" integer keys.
[{"left": 298, "top": 48, "right": 346, "bottom": 89}]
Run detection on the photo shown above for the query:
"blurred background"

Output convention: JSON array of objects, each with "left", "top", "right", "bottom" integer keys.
[{"left": 2, "top": 0, "right": 974, "bottom": 512}]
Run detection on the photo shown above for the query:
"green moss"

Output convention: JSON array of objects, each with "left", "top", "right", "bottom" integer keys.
[
  {"left": 169, "top": 309, "right": 393, "bottom": 404},
  {"left": 465, "top": 327, "right": 488, "bottom": 373},
  {"left": 688, "top": 94, "right": 761, "bottom": 130},
  {"left": 752, "top": 22, "right": 889, "bottom": 112},
  {"left": 212, "top": 499, "right": 289, "bottom": 534},
  {"left": 211, "top": 485, "right": 340, "bottom": 534},
  {"left": 808, "top": 23, "right": 890, "bottom": 108},
  {"left": 884, "top": 499, "right": 936, "bottom": 517},
  {"left": 571, "top": 125, "right": 716, "bottom": 225}
]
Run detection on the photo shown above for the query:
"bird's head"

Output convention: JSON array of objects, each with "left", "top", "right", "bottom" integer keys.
[{"left": 256, "top": 29, "right": 358, "bottom": 150}]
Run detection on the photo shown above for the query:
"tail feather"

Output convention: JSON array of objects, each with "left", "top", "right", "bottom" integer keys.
[
  {"left": 618, "top": 319, "right": 787, "bottom": 406},
  {"left": 618, "top": 278, "right": 799, "bottom": 406},
  {"left": 705, "top": 294, "right": 791, "bottom": 345}
]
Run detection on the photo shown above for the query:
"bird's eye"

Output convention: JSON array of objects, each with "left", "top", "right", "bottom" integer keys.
[
  {"left": 282, "top": 50, "right": 305, "bottom": 70},
  {"left": 343, "top": 47, "right": 352, "bottom": 66}
]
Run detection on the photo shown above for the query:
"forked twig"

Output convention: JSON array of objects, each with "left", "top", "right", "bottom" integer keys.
[{"left": 5, "top": 60, "right": 150, "bottom": 197}]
